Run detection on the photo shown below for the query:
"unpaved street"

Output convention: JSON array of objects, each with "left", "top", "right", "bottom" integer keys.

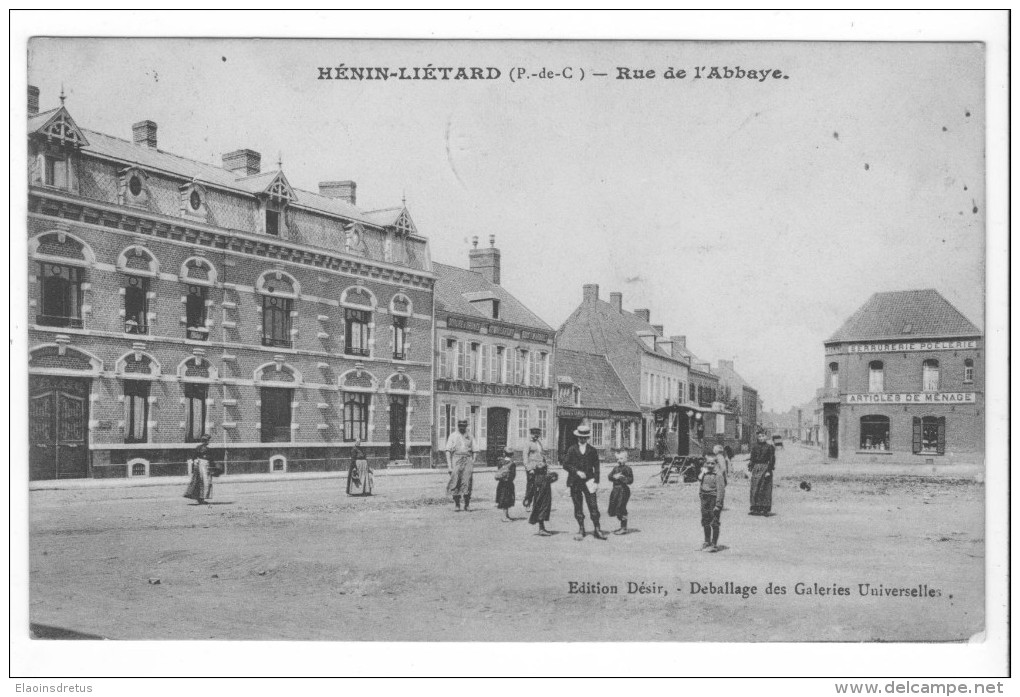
[{"left": 28, "top": 446, "right": 984, "bottom": 641}]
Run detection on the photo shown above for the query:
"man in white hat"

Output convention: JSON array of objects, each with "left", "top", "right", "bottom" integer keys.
[
  {"left": 445, "top": 418, "right": 476, "bottom": 512},
  {"left": 562, "top": 424, "right": 608, "bottom": 541}
]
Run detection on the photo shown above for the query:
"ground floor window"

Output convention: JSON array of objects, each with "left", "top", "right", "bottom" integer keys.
[
  {"left": 537, "top": 408, "right": 548, "bottom": 440},
  {"left": 261, "top": 387, "right": 293, "bottom": 443},
  {"left": 914, "top": 416, "right": 945, "bottom": 455},
  {"left": 859, "top": 415, "right": 890, "bottom": 450},
  {"left": 343, "top": 392, "right": 370, "bottom": 442},
  {"left": 591, "top": 420, "right": 605, "bottom": 448},
  {"left": 123, "top": 380, "right": 149, "bottom": 443},
  {"left": 184, "top": 382, "right": 207, "bottom": 442},
  {"left": 439, "top": 403, "right": 456, "bottom": 442},
  {"left": 517, "top": 407, "right": 529, "bottom": 440}
]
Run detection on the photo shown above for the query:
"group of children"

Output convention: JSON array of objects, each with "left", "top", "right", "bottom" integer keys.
[
  {"left": 492, "top": 441, "right": 731, "bottom": 552},
  {"left": 493, "top": 445, "right": 637, "bottom": 538}
]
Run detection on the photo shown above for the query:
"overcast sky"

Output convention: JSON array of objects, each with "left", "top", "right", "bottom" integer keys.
[{"left": 27, "top": 39, "right": 985, "bottom": 411}]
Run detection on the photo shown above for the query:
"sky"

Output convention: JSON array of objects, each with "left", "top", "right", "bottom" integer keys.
[{"left": 27, "top": 38, "right": 986, "bottom": 411}]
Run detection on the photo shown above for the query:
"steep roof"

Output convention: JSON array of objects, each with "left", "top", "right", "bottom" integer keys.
[
  {"left": 557, "top": 298, "right": 689, "bottom": 364},
  {"left": 433, "top": 262, "right": 552, "bottom": 331},
  {"left": 555, "top": 349, "right": 642, "bottom": 414},
  {"left": 714, "top": 361, "right": 752, "bottom": 392},
  {"left": 827, "top": 289, "right": 982, "bottom": 343}
]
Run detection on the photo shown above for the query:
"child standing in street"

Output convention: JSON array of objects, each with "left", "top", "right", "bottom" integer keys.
[
  {"left": 528, "top": 461, "right": 558, "bottom": 536},
  {"left": 698, "top": 450, "right": 727, "bottom": 552},
  {"left": 494, "top": 445, "right": 517, "bottom": 522},
  {"left": 607, "top": 448, "right": 634, "bottom": 535}
]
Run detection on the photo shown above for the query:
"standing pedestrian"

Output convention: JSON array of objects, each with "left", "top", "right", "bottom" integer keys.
[
  {"left": 183, "top": 434, "right": 215, "bottom": 505},
  {"left": 562, "top": 424, "right": 608, "bottom": 541},
  {"left": 445, "top": 418, "right": 476, "bottom": 512},
  {"left": 528, "top": 460, "right": 558, "bottom": 536},
  {"left": 523, "top": 427, "right": 545, "bottom": 510},
  {"left": 607, "top": 448, "right": 634, "bottom": 535},
  {"left": 494, "top": 445, "right": 517, "bottom": 521},
  {"left": 698, "top": 450, "right": 727, "bottom": 552},
  {"left": 748, "top": 429, "right": 777, "bottom": 516},
  {"left": 346, "top": 438, "right": 372, "bottom": 496}
]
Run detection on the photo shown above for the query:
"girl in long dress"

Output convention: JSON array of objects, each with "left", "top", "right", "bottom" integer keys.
[
  {"left": 494, "top": 446, "right": 516, "bottom": 521},
  {"left": 527, "top": 461, "right": 557, "bottom": 536},
  {"left": 607, "top": 449, "right": 634, "bottom": 535}
]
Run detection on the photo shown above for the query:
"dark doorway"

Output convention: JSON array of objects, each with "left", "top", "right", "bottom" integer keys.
[
  {"left": 558, "top": 418, "right": 582, "bottom": 459},
  {"left": 485, "top": 407, "right": 510, "bottom": 466},
  {"left": 389, "top": 395, "right": 408, "bottom": 460},
  {"left": 30, "top": 376, "right": 91, "bottom": 480},
  {"left": 826, "top": 415, "right": 839, "bottom": 459}
]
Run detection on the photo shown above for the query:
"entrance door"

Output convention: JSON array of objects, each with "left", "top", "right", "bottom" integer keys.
[
  {"left": 825, "top": 415, "right": 839, "bottom": 459},
  {"left": 558, "top": 418, "right": 581, "bottom": 458},
  {"left": 389, "top": 395, "right": 408, "bottom": 460},
  {"left": 485, "top": 407, "right": 509, "bottom": 467},
  {"left": 30, "top": 376, "right": 91, "bottom": 480}
]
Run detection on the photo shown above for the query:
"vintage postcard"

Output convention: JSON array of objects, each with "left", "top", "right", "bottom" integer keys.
[{"left": 11, "top": 12, "right": 1009, "bottom": 681}]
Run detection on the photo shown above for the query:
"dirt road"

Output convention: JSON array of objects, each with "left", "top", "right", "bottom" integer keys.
[{"left": 28, "top": 446, "right": 984, "bottom": 641}]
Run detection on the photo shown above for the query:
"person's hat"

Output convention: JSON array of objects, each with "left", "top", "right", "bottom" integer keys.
[
  {"left": 503, "top": 445, "right": 515, "bottom": 455},
  {"left": 573, "top": 424, "right": 592, "bottom": 438},
  {"left": 200, "top": 434, "right": 212, "bottom": 442},
  {"left": 529, "top": 427, "right": 542, "bottom": 435},
  {"left": 712, "top": 444, "right": 724, "bottom": 454},
  {"left": 457, "top": 419, "right": 469, "bottom": 426}
]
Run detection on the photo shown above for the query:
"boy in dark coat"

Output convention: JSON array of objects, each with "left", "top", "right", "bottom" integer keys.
[
  {"left": 607, "top": 448, "right": 634, "bottom": 535},
  {"left": 494, "top": 445, "right": 517, "bottom": 521},
  {"left": 699, "top": 450, "right": 727, "bottom": 552},
  {"left": 527, "top": 461, "right": 557, "bottom": 536}
]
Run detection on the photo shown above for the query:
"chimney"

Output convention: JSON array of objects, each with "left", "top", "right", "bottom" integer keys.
[
  {"left": 635, "top": 309, "right": 650, "bottom": 323},
  {"left": 719, "top": 359, "right": 734, "bottom": 371},
  {"left": 583, "top": 284, "right": 600, "bottom": 303},
  {"left": 28, "top": 85, "right": 39, "bottom": 116},
  {"left": 469, "top": 234, "right": 501, "bottom": 285},
  {"left": 652, "top": 324, "right": 664, "bottom": 336},
  {"left": 672, "top": 335, "right": 687, "bottom": 348},
  {"left": 222, "top": 149, "right": 261, "bottom": 176},
  {"left": 609, "top": 292, "right": 622, "bottom": 313},
  {"left": 319, "top": 180, "right": 357, "bottom": 205},
  {"left": 132, "top": 120, "right": 158, "bottom": 149}
]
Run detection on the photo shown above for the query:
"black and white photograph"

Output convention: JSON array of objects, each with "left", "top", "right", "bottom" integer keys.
[{"left": 10, "top": 10, "right": 1009, "bottom": 684}]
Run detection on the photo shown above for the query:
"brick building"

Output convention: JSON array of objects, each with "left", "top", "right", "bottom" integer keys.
[
  {"left": 557, "top": 285, "right": 703, "bottom": 458},
  {"left": 714, "top": 359, "right": 760, "bottom": 451},
  {"left": 26, "top": 87, "right": 435, "bottom": 479},
  {"left": 553, "top": 349, "right": 642, "bottom": 461},
  {"left": 820, "top": 290, "right": 983, "bottom": 464},
  {"left": 433, "top": 237, "right": 555, "bottom": 465}
]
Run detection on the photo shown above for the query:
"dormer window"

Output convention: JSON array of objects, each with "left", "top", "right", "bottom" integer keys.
[
  {"left": 44, "top": 156, "right": 69, "bottom": 189},
  {"left": 129, "top": 176, "right": 142, "bottom": 197},
  {"left": 492, "top": 300, "right": 500, "bottom": 319},
  {"left": 266, "top": 209, "right": 280, "bottom": 236}
]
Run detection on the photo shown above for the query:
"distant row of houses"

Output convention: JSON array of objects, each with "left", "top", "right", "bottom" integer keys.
[{"left": 26, "top": 86, "right": 763, "bottom": 479}]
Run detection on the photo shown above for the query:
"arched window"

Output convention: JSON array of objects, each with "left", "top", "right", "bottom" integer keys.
[
  {"left": 124, "top": 275, "right": 150, "bottom": 335},
  {"left": 262, "top": 295, "right": 292, "bottom": 348},
  {"left": 828, "top": 362, "right": 839, "bottom": 390},
  {"left": 343, "top": 393, "right": 370, "bottom": 442},
  {"left": 868, "top": 360, "right": 884, "bottom": 393},
  {"left": 859, "top": 415, "right": 890, "bottom": 451},
  {"left": 963, "top": 358, "right": 974, "bottom": 383},
  {"left": 922, "top": 359, "right": 940, "bottom": 392}
]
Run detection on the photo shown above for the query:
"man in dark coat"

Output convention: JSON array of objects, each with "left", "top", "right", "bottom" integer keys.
[
  {"left": 562, "top": 424, "right": 608, "bottom": 541},
  {"left": 748, "top": 430, "right": 777, "bottom": 515}
]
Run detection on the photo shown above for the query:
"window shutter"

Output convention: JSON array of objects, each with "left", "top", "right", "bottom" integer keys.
[
  {"left": 936, "top": 417, "right": 946, "bottom": 455},
  {"left": 911, "top": 417, "right": 922, "bottom": 454}
]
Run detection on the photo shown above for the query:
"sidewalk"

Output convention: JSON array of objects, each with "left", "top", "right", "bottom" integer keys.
[{"left": 27, "top": 461, "right": 668, "bottom": 491}]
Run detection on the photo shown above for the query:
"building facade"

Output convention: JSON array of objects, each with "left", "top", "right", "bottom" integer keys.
[
  {"left": 554, "top": 349, "right": 642, "bottom": 461},
  {"left": 715, "top": 358, "right": 760, "bottom": 451},
  {"left": 27, "top": 87, "right": 435, "bottom": 480},
  {"left": 557, "top": 285, "right": 703, "bottom": 458},
  {"left": 433, "top": 238, "right": 556, "bottom": 465},
  {"left": 820, "top": 290, "right": 983, "bottom": 464}
]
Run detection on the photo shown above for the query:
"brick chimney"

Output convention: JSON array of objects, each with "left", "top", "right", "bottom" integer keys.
[
  {"left": 610, "top": 292, "right": 622, "bottom": 313},
  {"left": 635, "top": 309, "right": 650, "bottom": 323},
  {"left": 652, "top": 324, "right": 664, "bottom": 335},
  {"left": 28, "top": 85, "right": 39, "bottom": 116},
  {"left": 469, "top": 234, "right": 501, "bottom": 285},
  {"left": 583, "top": 283, "right": 600, "bottom": 303},
  {"left": 319, "top": 180, "right": 357, "bottom": 205},
  {"left": 222, "top": 149, "right": 261, "bottom": 176},
  {"left": 132, "top": 120, "right": 158, "bottom": 149}
]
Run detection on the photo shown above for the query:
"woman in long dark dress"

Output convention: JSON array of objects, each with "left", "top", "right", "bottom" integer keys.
[
  {"left": 183, "top": 435, "right": 214, "bottom": 504},
  {"left": 607, "top": 449, "right": 634, "bottom": 535},
  {"left": 494, "top": 446, "right": 516, "bottom": 521},
  {"left": 528, "top": 461, "right": 557, "bottom": 536},
  {"left": 346, "top": 439, "right": 371, "bottom": 496}
]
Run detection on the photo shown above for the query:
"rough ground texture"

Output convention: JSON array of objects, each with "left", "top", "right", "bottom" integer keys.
[{"left": 28, "top": 446, "right": 983, "bottom": 641}]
